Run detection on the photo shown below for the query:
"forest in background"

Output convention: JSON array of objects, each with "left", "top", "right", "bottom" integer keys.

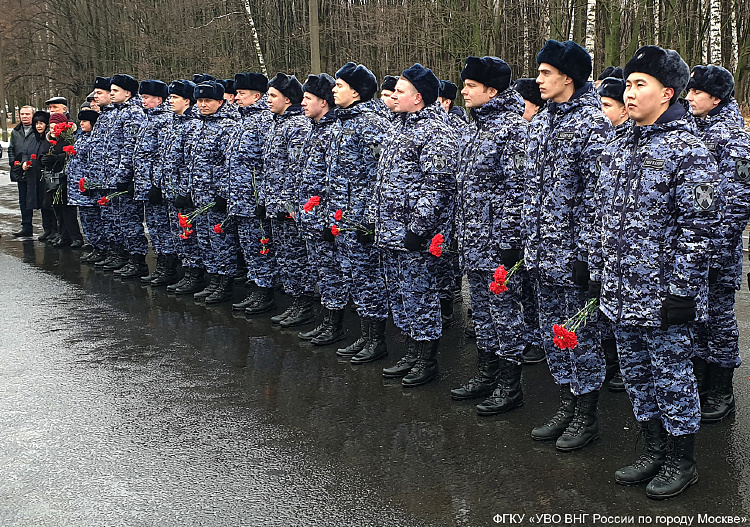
[{"left": 1, "top": 0, "right": 749, "bottom": 120}]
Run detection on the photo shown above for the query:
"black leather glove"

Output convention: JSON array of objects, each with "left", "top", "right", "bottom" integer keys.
[
  {"left": 660, "top": 293, "right": 697, "bottom": 329},
  {"left": 40, "top": 154, "right": 53, "bottom": 167},
  {"left": 708, "top": 267, "right": 719, "bottom": 284},
  {"left": 81, "top": 188, "right": 91, "bottom": 196},
  {"left": 572, "top": 260, "right": 590, "bottom": 286},
  {"left": 588, "top": 280, "right": 602, "bottom": 299},
  {"left": 126, "top": 180, "right": 135, "bottom": 198},
  {"left": 174, "top": 194, "right": 194, "bottom": 210},
  {"left": 276, "top": 210, "right": 293, "bottom": 222},
  {"left": 116, "top": 181, "right": 130, "bottom": 192},
  {"left": 404, "top": 230, "right": 427, "bottom": 251},
  {"left": 322, "top": 227, "right": 335, "bottom": 242},
  {"left": 147, "top": 186, "right": 163, "bottom": 205},
  {"left": 356, "top": 223, "right": 375, "bottom": 245},
  {"left": 501, "top": 249, "right": 522, "bottom": 268},
  {"left": 213, "top": 196, "right": 227, "bottom": 213},
  {"left": 255, "top": 204, "right": 266, "bottom": 219}
]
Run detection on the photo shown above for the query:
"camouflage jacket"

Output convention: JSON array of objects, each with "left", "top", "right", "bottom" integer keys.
[
  {"left": 591, "top": 101, "right": 722, "bottom": 326},
  {"left": 298, "top": 109, "right": 337, "bottom": 237},
  {"left": 133, "top": 102, "right": 172, "bottom": 200},
  {"left": 86, "top": 104, "right": 120, "bottom": 189},
  {"left": 261, "top": 104, "right": 311, "bottom": 218},
  {"left": 65, "top": 131, "right": 95, "bottom": 207},
  {"left": 157, "top": 107, "right": 199, "bottom": 200},
  {"left": 374, "top": 103, "right": 458, "bottom": 251},
  {"left": 103, "top": 95, "right": 147, "bottom": 188},
  {"left": 227, "top": 99, "right": 273, "bottom": 218},
  {"left": 523, "top": 83, "right": 613, "bottom": 285},
  {"left": 185, "top": 101, "right": 241, "bottom": 207}
]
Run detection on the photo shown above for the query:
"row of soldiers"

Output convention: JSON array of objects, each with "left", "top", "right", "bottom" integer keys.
[{"left": 64, "top": 39, "right": 748, "bottom": 501}]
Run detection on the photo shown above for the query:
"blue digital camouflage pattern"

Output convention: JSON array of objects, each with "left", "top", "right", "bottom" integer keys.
[
  {"left": 307, "top": 238, "right": 349, "bottom": 309},
  {"left": 133, "top": 102, "right": 171, "bottom": 200},
  {"left": 273, "top": 218, "right": 315, "bottom": 296},
  {"left": 168, "top": 201, "right": 203, "bottom": 269},
  {"left": 87, "top": 104, "right": 120, "bottom": 190},
  {"left": 523, "top": 83, "right": 612, "bottom": 284},
  {"left": 236, "top": 215, "right": 278, "bottom": 288},
  {"left": 195, "top": 209, "right": 237, "bottom": 275},
  {"left": 144, "top": 202, "right": 176, "bottom": 255},
  {"left": 298, "top": 109, "right": 337, "bottom": 238},
  {"left": 613, "top": 323, "right": 700, "bottom": 435},
  {"left": 78, "top": 206, "right": 107, "bottom": 250},
  {"left": 64, "top": 131, "right": 96, "bottom": 207},
  {"left": 694, "top": 284, "right": 742, "bottom": 368},
  {"left": 337, "top": 230, "right": 388, "bottom": 319},
  {"left": 521, "top": 269, "right": 541, "bottom": 347},
  {"left": 447, "top": 105, "right": 470, "bottom": 133},
  {"left": 116, "top": 196, "right": 148, "bottom": 255},
  {"left": 158, "top": 107, "right": 199, "bottom": 200},
  {"left": 104, "top": 95, "right": 147, "bottom": 188}
]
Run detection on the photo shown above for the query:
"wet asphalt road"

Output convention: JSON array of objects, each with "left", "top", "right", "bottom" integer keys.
[{"left": 0, "top": 168, "right": 749, "bottom": 526}]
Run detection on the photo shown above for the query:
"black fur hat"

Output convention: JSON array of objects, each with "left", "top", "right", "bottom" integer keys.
[
  {"left": 401, "top": 63, "right": 440, "bottom": 106},
  {"left": 461, "top": 56, "right": 512, "bottom": 92},
  {"left": 380, "top": 75, "right": 398, "bottom": 93},
  {"left": 92, "top": 76, "right": 111, "bottom": 91},
  {"left": 687, "top": 65, "right": 735, "bottom": 101},
  {"left": 268, "top": 73, "right": 303, "bottom": 104},
  {"left": 32, "top": 111, "right": 50, "bottom": 125},
  {"left": 536, "top": 40, "right": 592, "bottom": 89},
  {"left": 220, "top": 79, "right": 236, "bottom": 95},
  {"left": 335, "top": 62, "right": 378, "bottom": 102},
  {"left": 194, "top": 81, "right": 225, "bottom": 101},
  {"left": 303, "top": 73, "right": 335, "bottom": 107},
  {"left": 169, "top": 79, "right": 197, "bottom": 103},
  {"left": 78, "top": 109, "right": 100, "bottom": 125},
  {"left": 597, "top": 66, "right": 623, "bottom": 81},
  {"left": 438, "top": 80, "right": 458, "bottom": 101},
  {"left": 234, "top": 73, "right": 268, "bottom": 93},
  {"left": 624, "top": 46, "right": 690, "bottom": 103},
  {"left": 513, "top": 78, "right": 544, "bottom": 107},
  {"left": 597, "top": 77, "right": 626, "bottom": 104},
  {"left": 193, "top": 73, "right": 216, "bottom": 84},
  {"left": 110, "top": 74, "right": 139, "bottom": 96},
  {"left": 139, "top": 80, "right": 169, "bottom": 99}
]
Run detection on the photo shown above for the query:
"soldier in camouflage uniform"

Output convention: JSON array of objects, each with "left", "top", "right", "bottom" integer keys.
[
  {"left": 591, "top": 46, "right": 723, "bottom": 499},
  {"left": 225, "top": 73, "right": 278, "bottom": 314},
  {"left": 296, "top": 74, "right": 347, "bottom": 345},
  {"left": 438, "top": 80, "right": 470, "bottom": 132},
  {"left": 376, "top": 64, "right": 458, "bottom": 386},
  {"left": 523, "top": 40, "right": 612, "bottom": 452},
  {"left": 262, "top": 73, "right": 316, "bottom": 327},
  {"left": 373, "top": 75, "right": 398, "bottom": 118},
  {"left": 447, "top": 57, "right": 529, "bottom": 415},
  {"left": 513, "top": 78, "right": 544, "bottom": 122},
  {"left": 686, "top": 65, "right": 750, "bottom": 423},
  {"left": 326, "top": 62, "right": 390, "bottom": 363},
  {"left": 185, "top": 81, "right": 242, "bottom": 303}
]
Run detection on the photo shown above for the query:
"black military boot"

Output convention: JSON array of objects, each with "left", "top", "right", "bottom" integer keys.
[
  {"left": 312, "top": 309, "right": 347, "bottom": 346},
  {"left": 402, "top": 339, "right": 440, "bottom": 387},
  {"left": 691, "top": 357, "right": 710, "bottom": 403},
  {"left": 531, "top": 384, "right": 576, "bottom": 441},
  {"left": 476, "top": 359, "right": 524, "bottom": 416},
  {"left": 555, "top": 390, "right": 600, "bottom": 451},
  {"left": 450, "top": 350, "right": 500, "bottom": 401},
  {"left": 245, "top": 287, "right": 276, "bottom": 315},
  {"left": 382, "top": 335, "right": 418, "bottom": 378},
  {"left": 119, "top": 253, "right": 150, "bottom": 280},
  {"left": 151, "top": 254, "right": 179, "bottom": 286},
  {"left": 205, "top": 274, "right": 234, "bottom": 304},
  {"left": 614, "top": 419, "right": 667, "bottom": 486},
  {"left": 168, "top": 267, "right": 193, "bottom": 293},
  {"left": 101, "top": 245, "right": 129, "bottom": 271},
  {"left": 280, "top": 295, "right": 315, "bottom": 327},
  {"left": 194, "top": 273, "right": 220, "bottom": 300},
  {"left": 336, "top": 317, "right": 370, "bottom": 358},
  {"left": 174, "top": 268, "right": 206, "bottom": 295},
  {"left": 95, "top": 245, "right": 117, "bottom": 269},
  {"left": 351, "top": 318, "right": 387, "bottom": 363},
  {"left": 603, "top": 338, "right": 625, "bottom": 392},
  {"left": 646, "top": 433, "right": 698, "bottom": 500},
  {"left": 82, "top": 247, "right": 105, "bottom": 264},
  {"left": 701, "top": 364, "right": 736, "bottom": 423},
  {"left": 299, "top": 309, "right": 332, "bottom": 341},
  {"left": 270, "top": 298, "right": 298, "bottom": 324},
  {"left": 440, "top": 296, "right": 454, "bottom": 328},
  {"left": 142, "top": 254, "right": 165, "bottom": 284},
  {"left": 521, "top": 344, "right": 546, "bottom": 364}
]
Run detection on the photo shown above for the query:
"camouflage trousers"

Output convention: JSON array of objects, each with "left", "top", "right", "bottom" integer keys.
[
  {"left": 468, "top": 269, "right": 525, "bottom": 363},
  {"left": 236, "top": 215, "right": 278, "bottom": 289},
  {"left": 337, "top": 231, "right": 388, "bottom": 320},
  {"left": 613, "top": 322, "right": 700, "bottom": 435},
  {"left": 436, "top": 250, "right": 459, "bottom": 300},
  {"left": 272, "top": 218, "right": 315, "bottom": 297},
  {"left": 535, "top": 281, "right": 605, "bottom": 395},
  {"left": 99, "top": 194, "right": 119, "bottom": 245},
  {"left": 383, "top": 249, "right": 440, "bottom": 341},
  {"left": 78, "top": 205, "right": 107, "bottom": 250},
  {"left": 307, "top": 237, "right": 348, "bottom": 310},
  {"left": 693, "top": 283, "right": 742, "bottom": 369},
  {"left": 144, "top": 201, "right": 176, "bottom": 255},
  {"left": 115, "top": 195, "right": 148, "bottom": 255},
  {"left": 195, "top": 209, "right": 237, "bottom": 276},
  {"left": 171, "top": 202, "right": 203, "bottom": 269},
  {"left": 520, "top": 269, "right": 541, "bottom": 347}
]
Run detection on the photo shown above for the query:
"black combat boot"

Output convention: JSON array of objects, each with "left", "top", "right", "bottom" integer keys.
[
  {"left": 299, "top": 309, "right": 332, "bottom": 341},
  {"left": 450, "top": 350, "right": 500, "bottom": 400},
  {"left": 440, "top": 296, "right": 454, "bottom": 328},
  {"left": 174, "top": 268, "right": 206, "bottom": 295},
  {"left": 531, "top": 384, "right": 576, "bottom": 441},
  {"left": 151, "top": 254, "right": 179, "bottom": 286},
  {"left": 351, "top": 318, "right": 387, "bottom": 363},
  {"left": 168, "top": 267, "right": 193, "bottom": 293},
  {"left": 233, "top": 287, "right": 259, "bottom": 311},
  {"left": 603, "top": 338, "right": 625, "bottom": 392},
  {"left": 701, "top": 363, "right": 736, "bottom": 423},
  {"left": 101, "top": 245, "right": 129, "bottom": 271},
  {"left": 82, "top": 247, "right": 105, "bottom": 264},
  {"left": 521, "top": 344, "right": 546, "bottom": 364},
  {"left": 312, "top": 309, "right": 347, "bottom": 346},
  {"left": 280, "top": 295, "right": 315, "bottom": 327},
  {"left": 205, "top": 274, "right": 234, "bottom": 304},
  {"left": 646, "top": 433, "right": 698, "bottom": 500},
  {"left": 94, "top": 245, "right": 117, "bottom": 269},
  {"left": 245, "top": 287, "right": 276, "bottom": 315},
  {"left": 382, "top": 335, "right": 418, "bottom": 378},
  {"left": 194, "top": 273, "right": 220, "bottom": 300},
  {"left": 118, "top": 253, "right": 150, "bottom": 280},
  {"left": 555, "top": 389, "right": 600, "bottom": 451},
  {"left": 614, "top": 419, "right": 667, "bottom": 485},
  {"left": 336, "top": 317, "right": 370, "bottom": 358},
  {"left": 142, "top": 254, "right": 165, "bottom": 284},
  {"left": 402, "top": 339, "right": 440, "bottom": 387},
  {"left": 270, "top": 298, "right": 298, "bottom": 324},
  {"left": 476, "top": 359, "right": 524, "bottom": 415}
]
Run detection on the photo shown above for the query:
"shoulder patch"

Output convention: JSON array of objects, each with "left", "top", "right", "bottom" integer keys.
[
  {"left": 513, "top": 152, "right": 527, "bottom": 172},
  {"left": 734, "top": 158, "right": 750, "bottom": 184},
  {"left": 430, "top": 153, "right": 450, "bottom": 173},
  {"left": 643, "top": 157, "right": 665, "bottom": 169},
  {"left": 693, "top": 182, "right": 716, "bottom": 212},
  {"left": 557, "top": 131, "right": 575, "bottom": 141}
]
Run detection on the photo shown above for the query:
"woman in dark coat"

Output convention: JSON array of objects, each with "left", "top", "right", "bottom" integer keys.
[{"left": 23, "top": 111, "right": 58, "bottom": 241}]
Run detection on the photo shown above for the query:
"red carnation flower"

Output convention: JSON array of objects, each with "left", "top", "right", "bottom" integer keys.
[
  {"left": 331, "top": 224, "right": 340, "bottom": 236},
  {"left": 14, "top": 161, "right": 20, "bottom": 166},
  {"left": 49, "top": 140, "right": 57, "bottom": 146},
  {"left": 63, "top": 145, "right": 77, "bottom": 155},
  {"left": 213, "top": 224, "right": 223, "bottom": 234},
  {"left": 303, "top": 195, "right": 321, "bottom": 212},
  {"left": 260, "top": 237, "right": 269, "bottom": 244},
  {"left": 97, "top": 196, "right": 110, "bottom": 206},
  {"left": 334, "top": 209, "right": 343, "bottom": 221},
  {"left": 490, "top": 281, "right": 508, "bottom": 294},
  {"left": 78, "top": 178, "right": 86, "bottom": 192},
  {"left": 552, "top": 324, "right": 578, "bottom": 350},
  {"left": 178, "top": 213, "right": 189, "bottom": 229},
  {"left": 260, "top": 247, "right": 270, "bottom": 255},
  {"left": 493, "top": 265, "right": 507, "bottom": 284},
  {"left": 31, "top": 154, "right": 37, "bottom": 160},
  {"left": 429, "top": 234, "right": 445, "bottom": 257}
]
